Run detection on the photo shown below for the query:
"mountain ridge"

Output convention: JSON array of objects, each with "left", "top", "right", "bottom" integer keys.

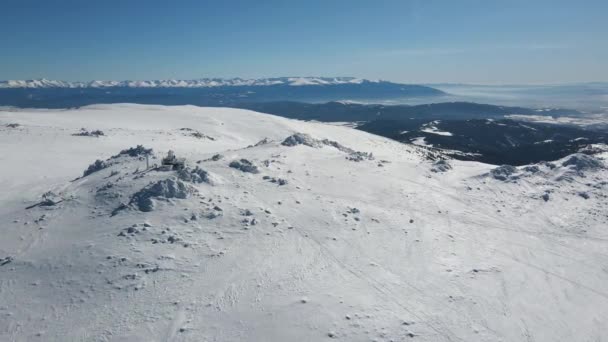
[
  {"left": 0, "top": 80, "right": 446, "bottom": 107},
  {"left": 0, "top": 77, "right": 396, "bottom": 89}
]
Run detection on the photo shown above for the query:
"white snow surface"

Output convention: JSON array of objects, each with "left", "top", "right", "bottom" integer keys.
[
  {"left": 0, "top": 77, "right": 375, "bottom": 89},
  {"left": 506, "top": 113, "right": 608, "bottom": 128},
  {"left": 411, "top": 136, "right": 432, "bottom": 147},
  {"left": 420, "top": 120, "right": 454, "bottom": 136},
  {"left": 1, "top": 104, "right": 608, "bottom": 341}
]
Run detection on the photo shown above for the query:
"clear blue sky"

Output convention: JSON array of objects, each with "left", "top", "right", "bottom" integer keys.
[{"left": 1, "top": 0, "right": 606, "bottom": 84}]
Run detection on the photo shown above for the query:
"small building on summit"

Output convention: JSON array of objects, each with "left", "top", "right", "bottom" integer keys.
[{"left": 161, "top": 150, "right": 185, "bottom": 170}]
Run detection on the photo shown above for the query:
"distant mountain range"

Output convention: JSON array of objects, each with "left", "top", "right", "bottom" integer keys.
[
  {"left": 3, "top": 78, "right": 607, "bottom": 111},
  {"left": 0, "top": 78, "right": 445, "bottom": 107},
  {"left": 0, "top": 77, "right": 421, "bottom": 89}
]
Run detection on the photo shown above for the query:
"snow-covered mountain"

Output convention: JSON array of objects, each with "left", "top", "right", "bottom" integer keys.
[
  {"left": 0, "top": 77, "right": 376, "bottom": 88},
  {"left": 0, "top": 79, "right": 445, "bottom": 108},
  {"left": 1, "top": 104, "right": 607, "bottom": 341}
]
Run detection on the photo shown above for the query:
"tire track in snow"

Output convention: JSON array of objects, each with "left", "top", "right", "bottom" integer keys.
[
  {"left": 163, "top": 303, "right": 186, "bottom": 342},
  {"left": 279, "top": 208, "right": 462, "bottom": 342},
  {"left": 429, "top": 181, "right": 608, "bottom": 301}
]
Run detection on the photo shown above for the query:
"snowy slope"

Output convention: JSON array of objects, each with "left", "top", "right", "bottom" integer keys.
[
  {"left": 0, "top": 77, "right": 373, "bottom": 89},
  {"left": 1, "top": 104, "right": 607, "bottom": 341}
]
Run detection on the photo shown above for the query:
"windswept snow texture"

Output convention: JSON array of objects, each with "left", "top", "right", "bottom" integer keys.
[{"left": 1, "top": 104, "right": 608, "bottom": 342}]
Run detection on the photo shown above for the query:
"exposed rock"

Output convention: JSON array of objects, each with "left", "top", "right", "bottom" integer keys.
[
  {"left": 281, "top": 132, "right": 352, "bottom": 152},
  {"left": 544, "top": 162, "right": 557, "bottom": 169},
  {"left": 431, "top": 159, "right": 452, "bottom": 173},
  {"left": 128, "top": 178, "right": 196, "bottom": 212},
  {"left": 200, "top": 154, "right": 223, "bottom": 163},
  {"left": 490, "top": 165, "right": 518, "bottom": 181},
  {"left": 83, "top": 159, "right": 108, "bottom": 176},
  {"left": 114, "top": 145, "right": 153, "bottom": 158},
  {"left": 40, "top": 191, "right": 62, "bottom": 206},
  {"left": 347, "top": 207, "right": 360, "bottom": 214},
  {"left": 96, "top": 182, "right": 114, "bottom": 192},
  {"left": 229, "top": 159, "right": 259, "bottom": 174},
  {"left": 281, "top": 133, "right": 322, "bottom": 147},
  {"left": 72, "top": 128, "right": 104, "bottom": 137},
  {"left": 84, "top": 146, "right": 154, "bottom": 178},
  {"left": 0, "top": 256, "right": 13, "bottom": 266},
  {"left": 263, "top": 176, "right": 288, "bottom": 185},
  {"left": 579, "top": 144, "right": 608, "bottom": 155},
  {"left": 561, "top": 153, "right": 603, "bottom": 171},
  {"left": 251, "top": 137, "right": 273, "bottom": 147},
  {"left": 180, "top": 128, "right": 215, "bottom": 140},
  {"left": 346, "top": 151, "right": 374, "bottom": 162},
  {"left": 184, "top": 130, "right": 215, "bottom": 140},
  {"left": 522, "top": 165, "right": 540, "bottom": 173},
  {"left": 177, "top": 166, "right": 210, "bottom": 184},
  {"left": 282, "top": 133, "right": 374, "bottom": 162},
  {"left": 321, "top": 139, "right": 353, "bottom": 153}
]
